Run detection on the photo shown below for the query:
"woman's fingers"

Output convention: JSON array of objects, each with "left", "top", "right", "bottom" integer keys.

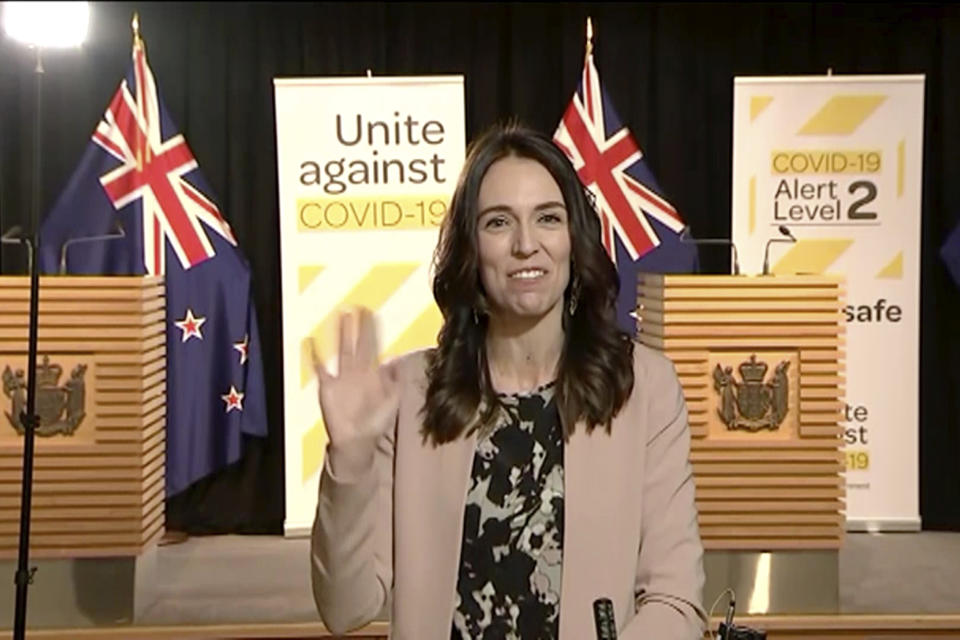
[
  {"left": 337, "top": 308, "right": 358, "bottom": 373},
  {"left": 356, "top": 307, "right": 380, "bottom": 369},
  {"left": 309, "top": 337, "right": 330, "bottom": 383}
]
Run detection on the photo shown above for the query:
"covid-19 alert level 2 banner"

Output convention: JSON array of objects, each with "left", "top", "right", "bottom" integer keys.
[
  {"left": 274, "top": 76, "right": 465, "bottom": 535},
  {"left": 732, "top": 75, "right": 925, "bottom": 531}
]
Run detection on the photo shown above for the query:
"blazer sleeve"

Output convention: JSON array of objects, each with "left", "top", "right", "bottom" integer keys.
[
  {"left": 309, "top": 413, "right": 395, "bottom": 635},
  {"left": 622, "top": 354, "right": 708, "bottom": 640}
]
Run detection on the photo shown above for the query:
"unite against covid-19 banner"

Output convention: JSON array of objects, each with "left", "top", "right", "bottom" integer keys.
[
  {"left": 731, "top": 76, "right": 925, "bottom": 531},
  {"left": 274, "top": 77, "right": 465, "bottom": 534}
]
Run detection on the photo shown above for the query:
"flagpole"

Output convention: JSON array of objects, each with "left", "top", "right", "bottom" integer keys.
[
  {"left": 131, "top": 13, "right": 149, "bottom": 168},
  {"left": 585, "top": 16, "right": 593, "bottom": 60}
]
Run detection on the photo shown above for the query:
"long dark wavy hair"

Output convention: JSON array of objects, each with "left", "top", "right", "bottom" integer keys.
[{"left": 422, "top": 122, "right": 635, "bottom": 444}]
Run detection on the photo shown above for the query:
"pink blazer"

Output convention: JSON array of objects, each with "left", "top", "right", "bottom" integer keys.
[{"left": 311, "top": 345, "right": 707, "bottom": 639}]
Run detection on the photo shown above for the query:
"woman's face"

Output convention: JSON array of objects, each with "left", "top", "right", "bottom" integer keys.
[{"left": 476, "top": 155, "right": 572, "bottom": 322}]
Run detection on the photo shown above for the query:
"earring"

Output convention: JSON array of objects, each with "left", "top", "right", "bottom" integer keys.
[
  {"left": 568, "top": 276, "right": 581, "bottom": 316},
  {"left": 473, "top": 308, "right": 480, "bottom": 325}
]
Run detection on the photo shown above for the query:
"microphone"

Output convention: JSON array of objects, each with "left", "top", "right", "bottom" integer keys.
[
  {"left": 761, "top": 225, "right": 797, "bottom": 276},
  {"left": 59, "top": 220, "right": 126, "bottom": 274},
  {"left": 1, "top": 226, "right": 35, "bottom": 273},
  {"left": 679, "top": 226, "right": 741, "bottom": 275},
  {"left": 593, "top": 598, "right": 617, "bottom": 640}
]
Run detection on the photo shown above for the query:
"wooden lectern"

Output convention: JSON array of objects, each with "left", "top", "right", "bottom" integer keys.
[
  {"left": 0, "top": 276, "right": 165, "bottom": 558},
  {"left": 637, "top": 274, "right": 845, "bottom": 551}
]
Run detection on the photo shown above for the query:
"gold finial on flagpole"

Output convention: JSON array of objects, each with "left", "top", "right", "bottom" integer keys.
[
  {"left": 586, "top": 16, "right": 594, "bottom": 59},
  {"left": 132, "top": 12, "right": 143, "bottom": 50}
]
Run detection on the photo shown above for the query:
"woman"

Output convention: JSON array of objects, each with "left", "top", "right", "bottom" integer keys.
[{"left": 310, "top": 123, "right": 707, "bottom": 639}]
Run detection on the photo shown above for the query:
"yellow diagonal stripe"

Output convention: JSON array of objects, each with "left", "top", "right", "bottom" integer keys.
[
  {"left": 750, "top": 96, "right": 773, "bottom": 122},
  {"left": 749, "top": 176, "right": 757, "bottom": 235},
  {"left": 302, "top": 416, "right": 328, "bottom": 482},
  {"left": 383, "top": 303, "right": 443, "bottom": 361},
  {"left": 298, "top": 265, "right": 325, "bottom": 293},
  {"left": 772, "top": 238, "right": 853, "bottom": 275},
  {"left": 797, "top": 95, "right": 886, "bottom": 135},
  {"left": 300, "top": 262, "right": 420, "bottom": 387},
  {"left": 897, "top": 139, "right": 905, "bottom": 197},
  {"left": 876, "top": 251, "right": 903, "bottom": 279}
]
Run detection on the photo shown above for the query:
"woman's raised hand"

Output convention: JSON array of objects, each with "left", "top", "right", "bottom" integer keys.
[{"left": 311, "top": 307, "right": 399, "bottom": 475}]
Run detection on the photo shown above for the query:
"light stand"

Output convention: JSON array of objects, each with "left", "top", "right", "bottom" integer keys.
[{"left": 2, "top": 3, "right": 89, "bottom": 637}]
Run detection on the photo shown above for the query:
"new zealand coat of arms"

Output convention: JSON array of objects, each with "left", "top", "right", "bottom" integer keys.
[
  {"left": 713, "top": 354, "right": 789, "bottom": 432},
  {"left": 2, "top": 355, "right": 87, "bottom": 436}
]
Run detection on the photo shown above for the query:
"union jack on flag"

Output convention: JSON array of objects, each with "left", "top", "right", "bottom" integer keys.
[
  {"left": 92, "top": 43, "right": 237, "bottom": 276},
  {"left": 554, "top": 49, "right": 698, "bottom": 331},
  {"left": 39, "top": 40, "right": 267, "bottom": 496}
]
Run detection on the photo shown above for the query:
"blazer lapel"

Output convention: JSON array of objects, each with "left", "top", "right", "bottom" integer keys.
[
  {"left": 559, "top": 422, "right": 591, "bottom": 638},
  {"left": 429, "top": 429, "right": 477, "bottom": 638}
]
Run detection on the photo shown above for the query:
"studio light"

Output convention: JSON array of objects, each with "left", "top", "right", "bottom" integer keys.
[{"left": 2, "top": 1, "right": 89, "bottom": 48}]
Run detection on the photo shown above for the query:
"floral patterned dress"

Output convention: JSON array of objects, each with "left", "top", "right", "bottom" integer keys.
[{"left": 451, "top": 382, "right": 565, "bottom": 640}]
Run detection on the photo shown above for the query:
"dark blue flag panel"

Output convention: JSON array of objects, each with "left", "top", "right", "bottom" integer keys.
[
  {"left": 942, "top": 218, "right": 960, "bottom": 290},
  {"left": 38, "top": 44, "right": 267, "bottom": 496}
]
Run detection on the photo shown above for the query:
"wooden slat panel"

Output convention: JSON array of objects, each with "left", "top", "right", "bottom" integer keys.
[
  {"left": 642, "top": 335, "right": 844, "bottom": 349},
  {"left": 800, "top": 387, "right": 843, "bottom": 399},
  {"left": 692, "top": 450, "right": 843, "bottom": 462},
  {"left": 638, "top": 286, "right": 842, "bottom": 300},
  {"left": 800, "top": 425, "right": 844, "bottom": 437},
  {"left": 0, "top": 493, "right": 143, "bottom": 508},
  {"left": 96, "top": 396, "right": 165, "bottom": 419},
  {"left": 94, "top": 345, "right": 165, "bottom": 365},
  {"left": 645, "top": 324, "right": 843, "bottom": 338},
  {"left": 0, "top": 296, "right": 165, "bottom": 315},
  {"left": 801, "top": 400, "right": 843, "bottom": 412},
  {"left": 0, "top": 519, "right": 140, "bottom": 535},
  {"left": 695, "top": 476, "right": 841, "bottom": 487},
  {"left": 0, "top": 505, "right": 144, "bottom": 520},
  {"left": 699, "top": 513, "right": 843, "bottom": 525},
  {"left": 0, "top": 480, "right": 149, "bottom": 496},
  {"left": 697, "top": 500, "right": 844, "bottom": 513},
  {"left": 0, "top": 532, "right": 146, "bottom": 548},
  {"left": 639, "top": 274, "right": 843, "bottom": 287},
  {"left": 800, "top": 350, "right": 846, "bottom": 362},
  {"left": 674, "top": 362, "right": 708, "bottom": 375},
  {"left": 642, "top": 310, "right": 843, "bottom": 324},
  {"left": 0, "top": 455, "right": 143, "bottom": 470},
  {"left": 141, "top": 484, "right": 165, "bottom": 519},
  {"left": 640, "top": 298, "right": 843, "bottom": 312},
  {"left": 800, "top": 361, "right": 842, "bottom": 374},
  {"left": 800, "top": 375, "right": 845, "bottom": 386},
  {"left": 98, "top": 357, "right": 166, "bottom": 379},
  {"left": 0, "top": 309, "right": 165, "bottom": 328},
  {"left": 693, "top": 439, "right": 841, "bottom": 450},
  {"left": 704, "top": 538, "right": 841, "bottom": 550},
  {"left": 699, "top": 524, "right": 842, "bottom": 537},
  {"left": 0, "top": 335, "right": 166, "bottom": 353},
  {"left": 695, "top": 462, "right": 843, "bottom": 475},
  {"left": 0, "top": 325, "right": 163, "bottom": 340},
  {"left": 97, "top": 367, "right": 165, "bottom": 391},
  {"left": 696, "top": 487, "right": 844, "bottom": 499}
]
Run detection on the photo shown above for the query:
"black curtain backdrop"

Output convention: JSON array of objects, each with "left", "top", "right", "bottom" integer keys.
[{"left": 1, "top": 3, "right": 957, "bottom": 533}]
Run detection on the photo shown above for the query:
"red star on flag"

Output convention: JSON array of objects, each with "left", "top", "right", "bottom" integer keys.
[
  {"left": 221, "top": 385, "right": 244, "bottom": 413},
  {"left": 233, "top": 334, "right": 249, "bottom": 366},
  {"left": 174, "top": 308, "right": 206, "bottom": 342}
]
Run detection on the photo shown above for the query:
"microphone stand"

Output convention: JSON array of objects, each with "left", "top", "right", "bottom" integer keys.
[
  {"left": 9, "top": 43, "right": 45, "bottom": 640},
  {"left": 679, "top": 227, "right": 741, "bottom": 275}
]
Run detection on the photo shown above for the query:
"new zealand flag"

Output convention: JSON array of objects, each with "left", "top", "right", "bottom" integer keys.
[
  {"left": 38, "top": 41, "right": 267, "bottom": 496},
  {"left": 942, "top": 217, "right": 960, "bottom": 290},
  {"left": 554, "top": 49, "right": 698, "bottom": 332}
]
